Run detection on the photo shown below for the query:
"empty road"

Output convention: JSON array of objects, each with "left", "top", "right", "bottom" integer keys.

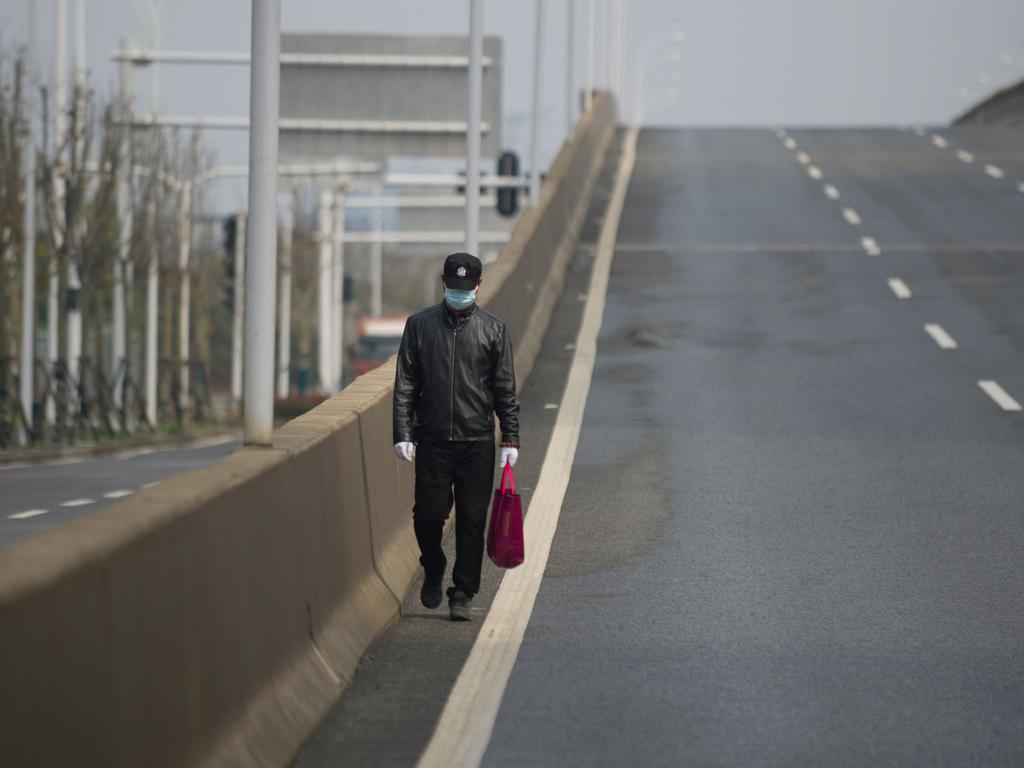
[
  {"left": 0, "top": 435, "right": 239, "bottom": 550},
  {"left": 305, "top": 125, "right": 1024, "bottom": 766}
]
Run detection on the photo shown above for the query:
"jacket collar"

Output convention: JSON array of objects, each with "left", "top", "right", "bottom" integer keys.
[{"left": 441, "top": 300, "right": 478, "bottom": 329}]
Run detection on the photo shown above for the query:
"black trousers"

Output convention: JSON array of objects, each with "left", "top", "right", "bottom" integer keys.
[{"left": 413, "top": 440, "right": 495, "bottom": 597}]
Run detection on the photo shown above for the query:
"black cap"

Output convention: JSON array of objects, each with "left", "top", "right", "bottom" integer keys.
[{"left": 443, "top": 252, "right": 482, "bottom": 290}]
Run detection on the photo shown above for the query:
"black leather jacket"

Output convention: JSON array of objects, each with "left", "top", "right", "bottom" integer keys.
[{"left": 393, "top": 302, "right": 519, "bottom": 446}]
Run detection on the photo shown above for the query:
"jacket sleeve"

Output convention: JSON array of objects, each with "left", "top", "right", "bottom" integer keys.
[
  {"left": 393, "top": 320, "right": 418, "bottom": 444},
  {"left": 492, "top": 324, "right": 520, "bottom": 446}
]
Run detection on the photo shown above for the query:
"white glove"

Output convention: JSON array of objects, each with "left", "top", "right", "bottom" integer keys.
[
  {"left": 500, "top": 447, "right": 518, "bottom": 468},
  {"left": 394, "top": 441, "right": 415, "bottom": 462}
]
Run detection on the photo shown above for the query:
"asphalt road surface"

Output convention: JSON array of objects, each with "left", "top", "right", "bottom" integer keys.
[
  {"left": 0, "top": 435, "right": 239, "bottom": 550},
  {"left": 307, "top": 125, "right": 1024, "bottom": 766}
]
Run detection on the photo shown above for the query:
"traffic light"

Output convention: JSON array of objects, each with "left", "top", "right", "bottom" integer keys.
[{"left": 497, "top": 150, "right": 520, "bottom": 217}]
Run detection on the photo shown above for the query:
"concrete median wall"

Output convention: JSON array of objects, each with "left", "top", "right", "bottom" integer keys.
[{"left": 0, "top": 93, "right": 616, "bottom": 767}]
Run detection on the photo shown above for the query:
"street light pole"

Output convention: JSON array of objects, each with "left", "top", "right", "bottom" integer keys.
[
  {"left": 331, "top": 188, "right": 345, "bottom": 388},
  {"left": 317, "top": 189, "right": 333, "bottom": 394},
  {"left": 243, "top": 0, "right": 281, "bottom": 446},
  {"left": 144, "top": 193, "right": 158, "bottom": 426},
  {"left": 231, "top": 210, "right": 246, "bottom": 409},
  {"left": 276, "top": 190, "right": 293, "bottom": 398},
  {"left": 114, "top": 39, "right": 134, "bottom": 418},
  {"left": 47, "top": 0, "right": 67, "bottom": 425},
  {"left": 529, "top": 0, "right": 545, "bottom": 203},
  {"left": 19, "top": 1, "right": 38, "bottom": 445},
  {"left": 66, "top": 0, "right": 86, "bottom": 393},
  {"left": 177, "top": 179, "right": 192, "bottom": 410},
  {"left": 465, "top": 0, "right": 483, "bottom": 256}
]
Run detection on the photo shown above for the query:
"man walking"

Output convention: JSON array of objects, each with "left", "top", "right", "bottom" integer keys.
[{"left": 393, "top": 253, "right": 520, "bottom": 621}]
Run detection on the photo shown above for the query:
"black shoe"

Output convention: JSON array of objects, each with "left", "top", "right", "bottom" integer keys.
[
  {"left": 447, "top": 587, "right": 472, "bottom": 622},
  {"left": 421, "top": 571, "right": 443, "bottom": 609}
]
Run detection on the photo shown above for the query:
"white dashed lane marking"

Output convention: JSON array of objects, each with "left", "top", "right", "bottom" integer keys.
[
  {"left": 1017, "top": 182, "right": 1024, "bottom": 195},
  {"left": 59, "top": 498, "right": 96, "bottom": 508},
  {"left": 978, "top": 380, "right": 1023, "bottom": 412},
  {"left": 783, "top": 137, "right": 797, "bottom": 150},
  {"left": 931, "top": 135, "right": 948, "bottom": 148},
  {"left": 924, "top": 323, "right": 958, "bottom": 350},
  {"left": 843, "top": 208, "right": 862, "bottom": 226},
  {"left": 861, "top": 236, "right": 880, "bottom": 256},
  {"left": 7, "top": 509, "right": 48, "bottom": 520},
  {"left": 807, "top": 165, "right": 823, "bottom": 180},
  {"left": 984, "top": 164, "right": 1005, "bottom": 179},
  {"left": 103, "top": 489, "right": 135, "bottom": 499},
  {"left": 887, "top": 278, "right": 912, "bottom": 299},
  {"left": 956, "top": 150, "right": 975, "bottom": 163},
  {"left": 823, "top": 184, "right": 840, "bottom": 200},
  {"left": 795, "top": 151, "right": 810, "bottom": 165}
]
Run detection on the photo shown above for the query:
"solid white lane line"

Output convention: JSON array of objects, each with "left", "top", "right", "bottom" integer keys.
[
  {"left": 7, "top": 509, "right": 48, "bottom": 520},
  {"left": 861, "top": 236, "right": 881, "bottom": 256},
  {"left": 978, "top": 380, "right": 1023, "bottom": 412},
  {"left": 186, "top": 434, "right": 238, "bottom": 450},
  {"left": 807, "top": 165, "right": 823, "bottom": 180},
  {"left": 887, "top": 278, "right": 912, "bottom": 299},
  {"left": 931, "top": 135, "right": 948, "bottom": 148},
  {"left": 823, "top": 184, "right": 840, "bottom": 200},
  {"left": 142, "top": 481, "right": 160, "bottom": 489},
  {"left": 924, "top": 323, "right": 958, "bottom": 349},
  {"left": 417, "top": 127, "right": 640, "bottom": 768},
  {"left": 984, "top": 164, "right": 1005, "bottom": 179},
  {"left": 843, "top": 207, "right": 862, "bottom": 226},
  {"left": 60, "top": 498, "right": 96, "bottom": 508},
  {"left": 103, "top": 489, "right": 134, "bottom": 499},
  {"left": 795, "top": 151, "right": 810, "bottom": 165},
  {"left": 956, "top": 150, "right": 975, "bottom": 163},
  {"left": 783, "top": 137, "right": 797, "bottom": 150},
  {"left": 0, "top": 463, "right": 29, "bottom": 471}
]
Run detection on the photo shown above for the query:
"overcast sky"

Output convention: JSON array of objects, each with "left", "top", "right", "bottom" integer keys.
[{"left": 1, "top": 0, "right": 1022, "bottom": 209}]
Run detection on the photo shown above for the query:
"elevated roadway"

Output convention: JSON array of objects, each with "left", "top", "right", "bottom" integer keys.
[{"left": 299, "top": 125, "right": 1024, "bottom": 766}]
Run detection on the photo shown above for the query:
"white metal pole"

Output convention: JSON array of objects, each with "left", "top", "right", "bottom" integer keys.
[
  {"left": 177, "top": 179, "right": 192, "bottom": 409},
  {"left": 566, "top": 0, "right": 575, "bottom": 131},
  {"left": 276, "top": 191, "right": 293, "bottom": 398},
  {"left": 584, "top": 0, "right": 594, "bottom": 111},
  {"left": 243, "top": 0, "right": 281, "bottom": 445},
  {"left": 144, "top": 194, "right": 158, "bottom": 425},
  {"left": 465, "top": 0, "right": 483, "bottom": 256},
  {"left": 114, "top": 41, "right": 133, "bottom": 416},
  {"left": 317, "top": 189, "right": 333, "bottom": 394},
  {"left": 20, "top": 2, "right": 38, "bottom": 445},
  {"left": 371, "top": 193, "right": 383, "bottom": 317},
  {"left": 67, "top": 0, "right": 85, "bottom": 393},
  {"left": 47, "top": 0, "right": 67, "bottom": 424},
  {"left": 529, "top": 0, "right": 545, "bottom": 203},
  {"left": 231, "top": 210, "right": 246, "bottom": 408},
  {"left": 331, "top": 188, "right": 345, "bottom": 388}
]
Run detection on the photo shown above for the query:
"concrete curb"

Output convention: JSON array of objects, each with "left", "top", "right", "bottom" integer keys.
[{"left": 0, "top": 93, "right": 618, "bottom": 767}]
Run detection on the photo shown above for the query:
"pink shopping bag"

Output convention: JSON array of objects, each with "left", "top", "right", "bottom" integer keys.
[{"left": 487, "top": 463, "right": 525, "bottom": 568}]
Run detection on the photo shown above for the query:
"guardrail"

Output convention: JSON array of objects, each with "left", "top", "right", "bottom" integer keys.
[{"left": 0, "top": 92, "right": 617, "bottom": 767}]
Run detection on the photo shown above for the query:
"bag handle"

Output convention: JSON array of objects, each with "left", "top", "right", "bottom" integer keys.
[{"left": 500, "top": 462, "right": 516, "bottom": 494}]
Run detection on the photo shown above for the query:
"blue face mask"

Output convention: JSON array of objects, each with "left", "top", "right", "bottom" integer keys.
[{"left": 444, "top": 287, "right": 478, "bottom": 310}]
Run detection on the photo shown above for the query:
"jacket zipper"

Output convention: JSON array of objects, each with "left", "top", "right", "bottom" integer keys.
[{"left": 449, "top": 323, "right": 458, "bottom": 439}]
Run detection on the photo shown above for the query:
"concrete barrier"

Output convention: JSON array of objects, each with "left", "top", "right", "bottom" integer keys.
[{"left": 0, "top": 93, "right": 617, "bottom": 767}]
